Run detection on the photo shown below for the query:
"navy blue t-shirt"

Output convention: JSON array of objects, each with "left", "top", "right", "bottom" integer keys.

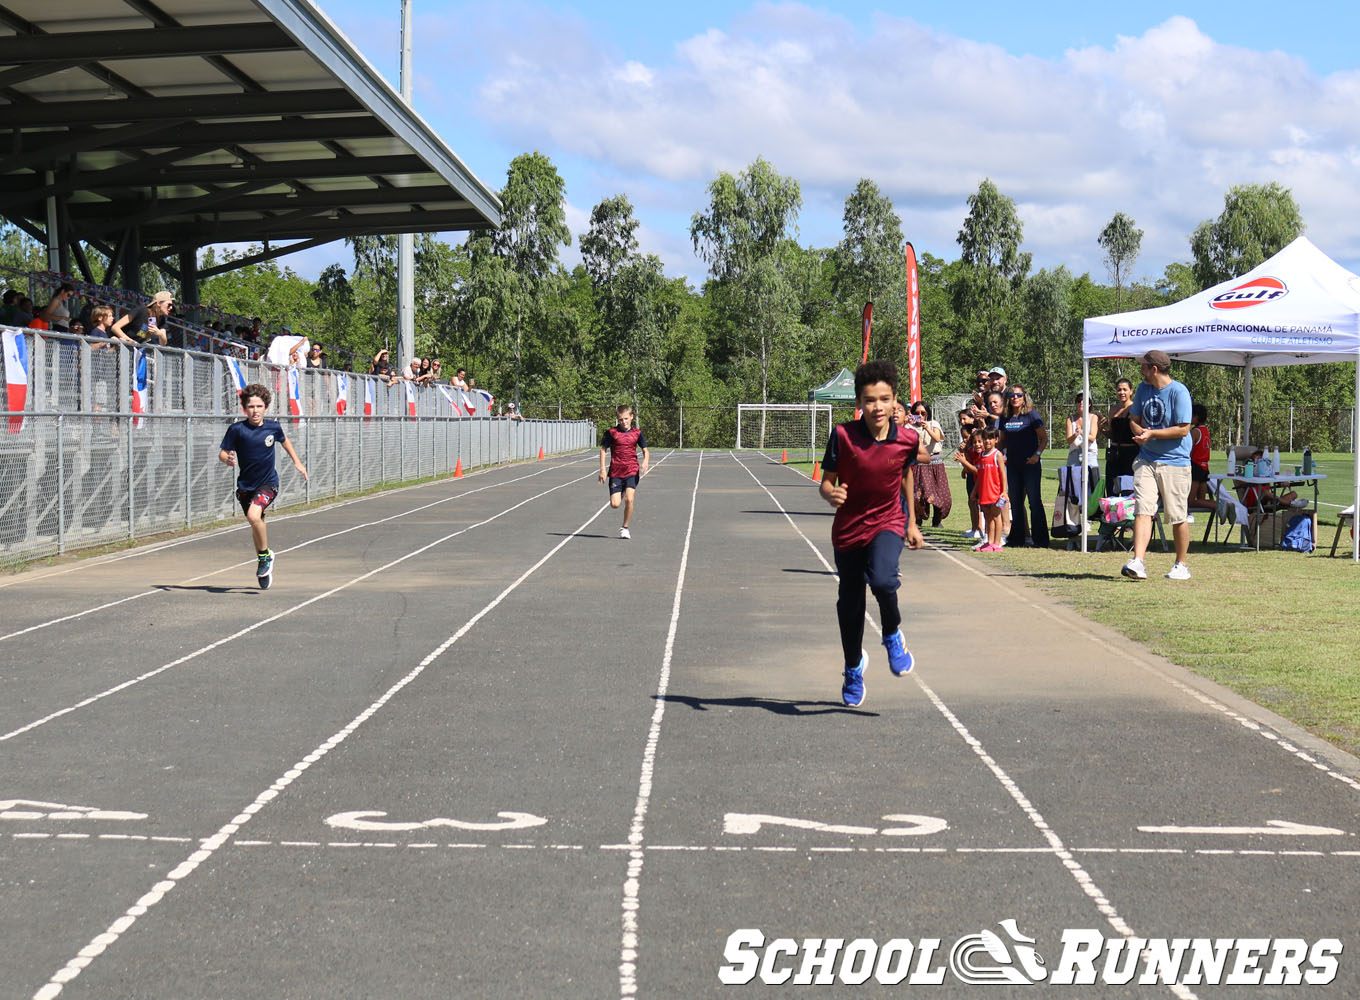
[
  {"left": 220, "top": 418, "right": 285, "bottom": 491},
  {"left": 1002, "top": 411, "right": 1045, "bottom": 465}
]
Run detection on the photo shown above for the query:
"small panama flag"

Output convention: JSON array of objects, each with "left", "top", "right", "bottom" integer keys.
[
  {"left": 226, "top": 356, "right": 248, "bottom": 395},
  {"left": 336, "top": 372, "right": 348, "bottom": 416},
  {"left": 287, "top": 367, "right": 303, "bottom": 422},
  {"left": 363, "top": 378, "right": 374, "bottom": 418},
  {"left": 3, "top": 329, "right": 29, "bottom": 434},
  {"left": 130, "top": 348, "right": 148, "bottom": 429},
  {"left": 403, "top": 379, "right": 417, "bottom": 418}
]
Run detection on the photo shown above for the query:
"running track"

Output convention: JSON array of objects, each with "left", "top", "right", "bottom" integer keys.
[{"left": 2, "top": 451, "right": 1358, "bottom": 998}]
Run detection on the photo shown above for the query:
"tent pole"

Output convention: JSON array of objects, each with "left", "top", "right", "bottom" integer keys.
[
  {"left": 1353, "top": 347, "right": 1359, "bottom": 561},
  {"left": 1081, "top": 360, "right": 1090, "bottom": 554},
  {"left": 1243, "top": 358, "right": 1253, "bottom": 446}
]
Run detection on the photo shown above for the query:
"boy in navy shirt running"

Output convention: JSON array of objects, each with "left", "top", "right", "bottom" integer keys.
[
  {"left": 819, "top": 361, "right": 925, "bottom": 707},
  {"left": 218, "top": 383, "right": 308, "bottom": 588},
  {"left": 599, "top": 403, "right": 649, "bottom": 539}
]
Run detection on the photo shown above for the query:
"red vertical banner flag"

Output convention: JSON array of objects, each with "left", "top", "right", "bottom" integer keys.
[
  {"left": 860, "top": 302, "right": 873, "bottom": 365},
  {"left": 905, "top": 242, "right": 922, "bottom": 403}
]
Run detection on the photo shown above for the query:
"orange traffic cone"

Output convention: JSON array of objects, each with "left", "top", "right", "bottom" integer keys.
[
  {"left": 781, "top": 449, "right": 787, "bottom": 464},
  {"left": 454, "top": 458, "right": 463, "bottom": 478},
  {"left": 538, "top": 445, "right": 545, "bottom": 460},
  {"left": 811, "top": 461, "right": 821, "bottom": 482}
]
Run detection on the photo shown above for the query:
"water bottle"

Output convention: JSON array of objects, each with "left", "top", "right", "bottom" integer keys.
[
  {"left": 1302, "top": 447, "right": 1313, "bottom": 475},
  {"left": 1243, "top": 456, "right": 1254, "bottom": 477},
  {"left": 1272, "top": 447, "right": 1281, "bottom": 473}
]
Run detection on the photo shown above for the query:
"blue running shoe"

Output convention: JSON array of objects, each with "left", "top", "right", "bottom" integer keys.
[
  {"left": 883, "top": 629, "right": 914, "bottom": 675},
  {"left": 842, "top": 650, "right": 867, "bottom": 707},
  {"left": 257, "top": 550, "right": 274, "bottom": 590}
]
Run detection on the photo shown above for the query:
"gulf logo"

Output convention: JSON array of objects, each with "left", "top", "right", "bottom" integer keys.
[{"left": 1209, "top": 276, "right": 1288, "bottom": 310}]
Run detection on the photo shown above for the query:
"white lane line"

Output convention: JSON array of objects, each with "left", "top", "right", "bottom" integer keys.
[
  {"left": 916, "top": 537, "right": 1360, "bottom": 798},
  {"left": 618, "top": 450, "right": 702, "bottom": 999},
  {"left": 30, "top": 495, "right": 615, "bottom": 1000},
  {"left": 0, "top": 468, "right": 598, "bottom": 745},
  {"left": 0, "top": 458, "right": 593, "bottom": 644},
  {"left": 732, "top": 452, "right": 1199, "bottom": 1000},
  {"left": 7, "top": 834, "right": 1357, "bottom": 860},
  {"left": 0, "top": 451, "right": 597, "bottom": 590}
]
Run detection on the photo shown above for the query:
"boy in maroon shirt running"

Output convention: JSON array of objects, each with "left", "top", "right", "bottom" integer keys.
[
  {"left": 599, "top": 403, "right": 650, "bottom": 539},
  {"left": 819, "top": 361, "right": 925, "bottom": 706}
]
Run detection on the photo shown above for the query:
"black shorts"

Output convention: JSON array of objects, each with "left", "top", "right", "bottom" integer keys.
[
  {"left": 237, "top": 485, "right": 279, "bottom": 516},
  {"left": 608, "top": 475, "right": 639, "bottom": 495},
  {"left": 1191, "top": 463, "right": 1208, "bottom": 484}
]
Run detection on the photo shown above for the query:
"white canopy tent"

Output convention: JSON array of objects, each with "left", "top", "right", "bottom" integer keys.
[{"left": 1080, "top": 236, "right": 1360, "bottom": 560}]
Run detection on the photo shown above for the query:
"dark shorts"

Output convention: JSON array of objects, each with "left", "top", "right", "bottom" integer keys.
[
  {"left": 237, "top": 485, "right": 279, "bottom": 516},
  {"left": 608, "top": 475, "right": 639, "bottom": 495},
  {"left": 1191, "top": 463, "right": 1208, "bottom": 484}
]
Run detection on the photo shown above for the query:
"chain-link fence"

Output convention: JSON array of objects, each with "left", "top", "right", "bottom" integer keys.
[{"left": 0, "top": 328, "right": 593, "bottom": 563}]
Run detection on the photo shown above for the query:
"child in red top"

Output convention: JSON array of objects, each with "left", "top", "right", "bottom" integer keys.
[
  {"left": 1188, "top": 403, "right": 1216, "bottom": 511},
  {"left": 974, "top": 427, "right": 1008, "bottom": 551}
]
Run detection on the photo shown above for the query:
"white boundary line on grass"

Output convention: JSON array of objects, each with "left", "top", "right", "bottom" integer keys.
[
  {"left": 29, "top": 483, "right": 621, "bottom": 1000},
  {"left": 0, "top": 458, "right": 594, "bottom": 644},
  {"left": 731, "top": 450, "right": 1198, "bottom": 1000},
  {"left": 618, "top": 450, "right": 702, "bottom": 998},
  {"left": 0, "top": 466, "right": 602, "bottom": 745}
]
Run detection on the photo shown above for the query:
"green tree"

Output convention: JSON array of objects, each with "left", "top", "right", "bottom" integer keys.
[
  {"left": 833, "top": 179, "right": 905, "bottom": 315},
  {"left": 690, "top": 157, "right": 802, "bottom": 403},
  {"left": 1097, "top": 211, "right": 1143, "bottom": 312},
  {"left": 953, "top": 178, "right": 1031, "bottom": 365},
  {"left": 1190, "top": 182, "right": 1304, "bottom": 289},
  {"left": 1016, "top": 266, "right": 1076, "bottom": 406}
]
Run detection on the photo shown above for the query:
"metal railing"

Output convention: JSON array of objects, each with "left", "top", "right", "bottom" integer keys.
[{"left": 0, "top": 327, "right": 593, "bottom": 562}]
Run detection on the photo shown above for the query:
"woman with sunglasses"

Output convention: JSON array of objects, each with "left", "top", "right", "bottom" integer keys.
[
  {"left": 1002, "top": 386, "right": 1049, "bottom": 547},
  {"left": 906, "top": 401, "right": 950, "bottom": 528}
]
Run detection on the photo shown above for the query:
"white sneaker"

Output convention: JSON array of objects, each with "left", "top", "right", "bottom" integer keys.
[
  {"left": 1121, "top": 557, "right": 1147, "bottom": 580},
  {"left": 619, "top": 526, "right": 631, "bottom": 539},
  {"left": 964, "top": 529, "right": 982, "bottom": 540},
  {"left": 1184, "top": 514, "right": 1196, "bottom": 524},
  {"left": 1165, "top": 562, "right": 1191, "bottom": 580}
]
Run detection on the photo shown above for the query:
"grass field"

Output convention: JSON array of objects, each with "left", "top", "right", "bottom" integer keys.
[{"left": 782, "top": 449, "right": 1360, "bottom": 759}]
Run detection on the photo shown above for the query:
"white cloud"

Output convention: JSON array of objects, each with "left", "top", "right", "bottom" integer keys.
[{"left": 450, "top": 4, "right": 1360, "bottom": 282}]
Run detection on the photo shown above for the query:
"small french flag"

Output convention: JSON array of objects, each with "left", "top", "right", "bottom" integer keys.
[
  {"left": 438, "top": 385, "right": 457, "bottom": 412},
  {"left": 226, "top": 357, "right": 248, "bottom": 394},
  {"left": 363, "top": 379, "right": 374, "bottom": 418},
  {"left": 336, "top": 372, "right": 348, "bottom": 416},
  {"left": 459, "top": 388, "right": 478, "bottom": 416},
  {"left": 130, "top": 349, "right": 148, "bottom": 429},
  {"left": 474, "top": 388, "right": 494, "bottom": 413},
  {"left": 403, "top": 379, "right": 417, "bottom": 418},
  {"left": 2, "top": 329, "right": 28, "bottom": 434},
  {"left": 287, "top": 367, "right": 303, "bottom": 421}
]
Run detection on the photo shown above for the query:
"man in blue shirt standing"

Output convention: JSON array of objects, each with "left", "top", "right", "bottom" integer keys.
[
  {"left": 1122, "top": 350, "right": 1193, "bottom": 581},
  {"left": 219, "top": 383, "right": 309, "bottom": 588}
]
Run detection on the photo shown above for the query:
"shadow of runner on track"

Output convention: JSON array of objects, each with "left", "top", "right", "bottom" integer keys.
[
  {"left": 742, "top": 509, "right": 833, "bottom": 517},
  {"left": 658, "top": 694, "right": 877, "bottom": 717},
  {"left": 780, "top": 568, "right": 835, "bottom": 576},
  {"left": 154, "top": 584, "right": 261, "bottom": 595}
]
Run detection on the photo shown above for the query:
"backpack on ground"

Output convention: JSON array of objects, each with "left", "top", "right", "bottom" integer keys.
[{"left": 1280, "top": 513, "right": 1314, "bottom": 553}]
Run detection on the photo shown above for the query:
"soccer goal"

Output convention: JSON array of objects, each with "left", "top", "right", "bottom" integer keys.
[{"left": 736, "top": 403, "right": 833, "bottom": 458}]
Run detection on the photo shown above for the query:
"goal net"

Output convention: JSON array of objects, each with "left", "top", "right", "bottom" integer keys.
[
  {"left": 735, "top": 403, "right": 833, "bottom": 457},
  {"left": 932, "top": 394, "right": 974, "bottom": 451}
]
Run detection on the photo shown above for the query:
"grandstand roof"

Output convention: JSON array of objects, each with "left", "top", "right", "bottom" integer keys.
[{"left": 0, "top": 0, "right": 501, "bottom": 267}]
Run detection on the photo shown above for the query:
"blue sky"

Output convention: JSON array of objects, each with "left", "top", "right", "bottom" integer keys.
[{"left": 285, "top": 1, "right": 1360, "bottom": 286}]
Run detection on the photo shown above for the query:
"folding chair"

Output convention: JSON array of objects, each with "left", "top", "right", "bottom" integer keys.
[
  {"left": 1202, "top": 475, "right": 1249, "bottom": 548},
  {"left": 1095, "top": 475, "right": 1168, "bottom": 552},
  {"left": 1328, "top": 505, "right": 1355, "bottom": 557}
]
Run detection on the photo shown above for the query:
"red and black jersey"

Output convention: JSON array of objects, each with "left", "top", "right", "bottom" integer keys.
[
  {"left": 602, "top": 425, "right": 647, "bottom": 478},
  {"left": 822, "top": 418, "right": 919, "bottom": 551}
]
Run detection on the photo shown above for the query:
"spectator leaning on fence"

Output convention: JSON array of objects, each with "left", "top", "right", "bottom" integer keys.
[
  {"left": 38, "top": 283, "right": 76, "bottom": 331},
  {"left": 370, "top": 349, "right": 396, "bottom": 383},
  {"left": 110, "top": 290, "right": 172, "bottom": 346}
]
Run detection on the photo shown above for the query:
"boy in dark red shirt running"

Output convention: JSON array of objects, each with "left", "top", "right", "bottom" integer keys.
[
  {"left": 599, "top": 403, "right": 650, "bottom": 539},
  {"left": 819, "top": 361, "right": 925, "bottom": 706}
]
